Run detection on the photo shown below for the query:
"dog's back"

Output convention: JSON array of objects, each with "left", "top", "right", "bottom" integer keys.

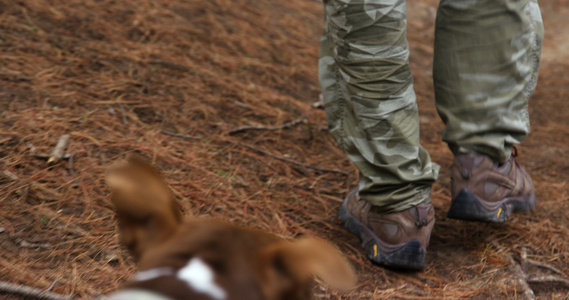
[{"left": 106, "top": 156, "right": 356, "bottom": 300}]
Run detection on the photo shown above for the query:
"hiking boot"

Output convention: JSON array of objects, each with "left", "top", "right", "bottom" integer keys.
[
  {"left": 338, "top": 188, "right": 434, "bottom": 270},
  {"left": 447, "top": 149, "right": 536, "bottom": 223}
]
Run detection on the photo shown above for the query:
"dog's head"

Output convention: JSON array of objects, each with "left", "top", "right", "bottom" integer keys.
[{"left": 106, "top": 156, "right": 356, "bottom": 300}]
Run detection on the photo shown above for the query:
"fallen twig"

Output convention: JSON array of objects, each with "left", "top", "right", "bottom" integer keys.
[
  {"left": 228, "top": 118, "right": 305, "bottom": 135},
  {"left": 0, "top": 170, "right": 57, "bottom": 201},
  {"left": 499, "top": 246, "right": 569, "bottom": 298},
  {"left": 29, "top": 136, "right": 75, "bottom": 175},
  {"left": 0, "top": 72, "right": 31, "bottom": 82},
  {"left": 0, "top": 136, "right": 13, "bottom": 144},
  {"left": 119, "top": 104, "right": 128, "bottom": 126},
  {"left": 527, "top": 275, "right": 569, "bottom": 287},
  {"left": 148, "top": 59, "right": 197, "bottom": 74},
  {"left": 235, "top": 141, "right": 349, "bottom": 175},
  {"left": 229, "top": 100, "right": 251, "bottom": 110},
  {"left": 45, "top": 277, "right": 59, "bottom": 293},
  {"left": 506, "top": 253, "right": 535, "bottom": 300},
  {"left": 48, "top": 134, "right": 70, "bottom": 164},
  {"left": 18, "top": 239, "right": 52, "bottom": 249},
  {"left": 491, "top": 242, "right": 536, "bottom": 300},
  {"left": 526, "top": 260, "right": 565, "bottom": 276},
  {"left": 1, "top": 170, "right": 19, "bottom": 181},
  {"left": 161, "top": 130, "right": 202, "bottom": 141},
  {"left": 66, "top": 153, "right": 75, "bottom": 176},
  {"left": 520, "top": 247, "right": 528, "bottom": 271},
  {"left": 313, "top": 94, "right": 324, "bottom": 109},
  {"left": 0, "top": 280, "right": 72, "bottom": 300},
  {"left": 521, "top": 247, "right": 564, "bottom": 275},
  {"left": 517, "top": 247, "right": 569, "bottom": 289}
]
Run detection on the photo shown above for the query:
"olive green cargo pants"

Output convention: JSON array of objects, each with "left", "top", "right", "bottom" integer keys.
[{"left": 319, "top": 0, "right": 543, "bottom": 212}]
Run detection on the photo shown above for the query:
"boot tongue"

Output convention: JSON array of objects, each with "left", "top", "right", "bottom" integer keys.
[
  {"left": 458, "top": 155, "right": 475, "bottom": 179},
  {"left": 410, "top": 205, "right": 429, "bottom": 228},
  {"left": 458, "top": 154, "right": 488, "bottom": 179}
]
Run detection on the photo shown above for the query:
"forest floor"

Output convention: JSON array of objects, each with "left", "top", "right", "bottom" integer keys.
[{"left": 1, "top": 0, "right": 568, "bottom": 299}]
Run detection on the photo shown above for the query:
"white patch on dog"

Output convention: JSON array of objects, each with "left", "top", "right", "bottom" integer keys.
[
  {"left": 133, "top": 267, "right": 174, "bottom": 282},
  {"left": 177, "top": 257, "right": 227, "bottom": 300}
]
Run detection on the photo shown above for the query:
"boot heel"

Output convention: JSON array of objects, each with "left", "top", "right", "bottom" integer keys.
[{"left": 447, "top": 189, "right": 510, "bottom": 223}]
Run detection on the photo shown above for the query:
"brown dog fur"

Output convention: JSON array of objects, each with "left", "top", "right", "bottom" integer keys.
[{"left": 106, "top": 155, "right": 356, "bottom": 300}]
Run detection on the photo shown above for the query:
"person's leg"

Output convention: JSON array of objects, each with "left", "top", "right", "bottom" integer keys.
[
  {"left": 433, "top": 0, "right": 543, "bottom": 221},
  {"left": 434, "top": 0, "right": 543, "bottom": 162},
  {"left": 320, "top": 0, "right": 439, "bottom": 213},
  {"left": 320, "top": 0, "right": 439, "bottom": 269}
]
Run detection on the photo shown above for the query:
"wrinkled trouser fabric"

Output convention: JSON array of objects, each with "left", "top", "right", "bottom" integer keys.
[{"left": 319, "top": 0, "right": 543, "bottom": 213}]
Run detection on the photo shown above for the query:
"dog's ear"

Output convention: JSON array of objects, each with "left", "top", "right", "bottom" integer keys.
[
  {"left": 106, "top": 155, "right": 182, "bottom": 261},
  {"left": 259, "top": 237, "right": 356, "bottom": 299}
]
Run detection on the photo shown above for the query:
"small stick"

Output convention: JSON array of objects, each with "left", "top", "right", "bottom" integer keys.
[
  {"left": 119, "top": 105, "right": 128, "bottom": 125},
  {"left": 18, "top": 239, "right": 52, "bottom": 249},
  {"left": 0, "top": 136, "right": 13, "bottom": 144},
  {"left": 525, "top": 260, "right": 565, "bottom": 275},
  {"left": 48, "top": 135, "right": 70, "bottom": 164},
  {"left": 30, "top": 143, "right": 75, "bottom": 175},
  {"left": 520, "top": 247, "right": 565, "bottom": 275},
  {"left": 20, "top": 186, "right": 30, "bottom": 202},
  {"left": 161, "top": 130, "right": 202, "bottom": 141},
  {"left": 65, "top": 153, "right": 75, "bottom": 176},
  {"left": 236, "top": 141, "right": 349, "bottom": 175},
  {"left": 491, "top": 242, "right": 535, "bottom": 300},
  {"left": 520, "top": 247, "right": 529, "bottom": 272},
  {"left": 1, "top": 170, "right": 19, "bottom": 181},
  {"left": 45, "top": 277, "right": 59, "bottom": 292},
  {"left": 1, "top": 170, "right": 55, "bottom": 200},
  {"left": 313, "top": 94, "right": 324, "bottom": 109},
  {"left": 230, "top": 100, "right": 251, "bottom": 110},
  {"left": 228, "top": 118, "right": 305, "bottom": 135},
  {"left": 506, "top": 254, "right": 535, "bottom": 300},
  {"left": 148, "top": 60, "right": 197, "bottom": 74},
  {"left": 527, "top": 275, "right": 569, "bottom": 287},
  {"left": 0, "top": 280, "right": 72, "bottom": 300}
]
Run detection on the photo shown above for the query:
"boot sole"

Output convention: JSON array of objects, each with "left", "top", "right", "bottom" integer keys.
[
  {"left": 447, "top": 188, "right": 536, "bottom": 223},
  {"left": 338, "top": 202, "right": 426, "bottom": 270}
]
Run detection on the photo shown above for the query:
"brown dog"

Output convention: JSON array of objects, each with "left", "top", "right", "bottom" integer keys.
[{"left": 105, "top": 156, "right": 356, "bottom": 300}]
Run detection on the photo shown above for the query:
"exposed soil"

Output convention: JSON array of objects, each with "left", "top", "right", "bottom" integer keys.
[{"left": 1, "top": 0, "right": 568, "bottom": 299}]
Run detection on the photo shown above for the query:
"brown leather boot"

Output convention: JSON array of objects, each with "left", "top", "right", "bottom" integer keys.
[
  {"left": 447, "top": 149, "right": 536, "bottom": 222},
  {"left": 338, "top": 188, "right": 435, "bottom": 270}
]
